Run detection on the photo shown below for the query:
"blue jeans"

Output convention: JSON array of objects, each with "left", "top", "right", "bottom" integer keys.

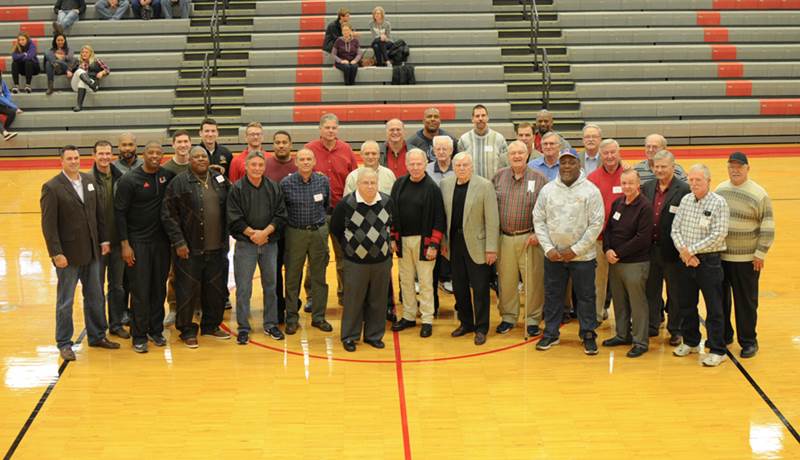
[
  {"left": 543, "top": 259, "right": 598, "bottom": 340},
  {"left": 233, "top": 240, "right": 278, "bottom": 332},
  {"left": 162, "top": 0, "right": 190, "bottom": 18},
  {"left": 101, "top": 246, "right": 127, "bottom": 331},
  {"left": 131, "top": 0, "right": 162, "bottom": 18},
  {"left": 95, "top": 0, "right": 131, "bottom": 20},
  {"left": 56, "top": 10, "right": 80, "bottom": 30},
  {"left": 55, "top": 259, "right": 108, "bottom": 348}
]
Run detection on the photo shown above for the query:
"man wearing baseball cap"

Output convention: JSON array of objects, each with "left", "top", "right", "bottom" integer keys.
[
  {"left": 533, "top": 149, "right": 605, "bottom": 355},
  {"left": 715, "top": 152, "right": 775, "bottom": 358}
]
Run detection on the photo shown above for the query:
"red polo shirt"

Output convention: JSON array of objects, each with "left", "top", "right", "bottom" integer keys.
[
  {"left": 385, "top": 142, "right": 408, "bottom": 178},
  {"left": 304, "top": 138, "right": 358, "bottom": 207},
  {"left": 588, "top": 164, "right": 625, "bottom": 239},
  {"left": 264, "top": 153, "right": 297, "bottom": 184}
]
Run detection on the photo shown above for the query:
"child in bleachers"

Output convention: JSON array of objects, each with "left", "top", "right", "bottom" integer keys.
[{"left": 11, "top": 33, "right": 41, "bottom": 94}]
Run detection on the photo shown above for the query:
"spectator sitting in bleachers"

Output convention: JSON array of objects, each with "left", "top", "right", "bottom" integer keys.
[
  {"left": 162, "top": 0, "right": 191, "bottom": 19},
  {"left": 10, "top": 33, "right": 41, "bottom": 94},
  {"left": 71, "top": 45, "right": 110, "bottom": 112},
  {"left": 323, "top": 8, "right": 350, "bottom": 53},
  {"left": 332, "top": 24, "right": 362, "bottom": 86},
  {"left": 44, "top": 33, "right": 76, "bottom": 95},
  {"left": 368, "top": 7, "right": 392, "bottom": 67},
  {"left": 53, "top": 0, "right": 86, "bottom": 35},
  {"left": 96, "top": 0, "right": 131, "bottom": 20},
  {"left": 0, "top": 72, "right": 20, "bottom": 141},
  {"left": 132, "top": 0, "right": 160, "bottom": 19}
]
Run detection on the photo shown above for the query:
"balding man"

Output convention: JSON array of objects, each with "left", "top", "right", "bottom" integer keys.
[
  {"left": 441, "top": 153, "right": 499, "bottom": 346},
  {"left": 345, "top": 140, "right": 396, "bottom": 195},
  {"left": 457, "top": 104, "right": 508, "bottom": 180},
  {"left": 426, "top": 135, "right": 456, "bottom": 309},
  {"left": 113, "top": 132, "right": 142, "bottom": 175},
  {"left": 493, "top": 140, "right": 548, "bottom": 336},
  {"left": 602, "top": 169, "right": 653, "bottom": 358},
  {"left": 671, "top": 164, "right": 729, "bottom": 367},
  {"left": 587, "top": 138, "right": 626, "bottom": 323},
  {"left": 634, "top": 134, "right": 687, "bottom": 184},
  {"left": 381, "top": 118, "right": 409, "bottom": 178},
  {"left": 641, "top": 150, "right": 690, "bottom": 345},
  {"left": 407, "top": 107, "right": 457, "bottom": 162},
  {"left": 390, "top": 148, "right": 446, "bottom": 337},
  {"left": 533, "top": 109, "right": 572, "bottom": 153},
  {"left": 578, "top": 124, "right": 602, "bottom": 175}
]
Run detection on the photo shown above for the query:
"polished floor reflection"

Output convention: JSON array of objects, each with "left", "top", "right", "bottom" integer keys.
[{"left": 0, "top": 157, "right": 798, "bottom": 459}]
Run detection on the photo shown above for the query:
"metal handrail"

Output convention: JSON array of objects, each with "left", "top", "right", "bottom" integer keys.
[
  {"left": 519, "top": 0, "right": 528, "bottom": 20},
  {"left": 541, "top": 48, "right": 551, "bottom": 109},
  {"left": 210, "top": 0, "right": 220, "bottom": 76},
  {"left": 222, "top": 0, "right": 229, "bottom": 24},
  {"left": 202, "top": 52, "right": 212, "bottom": 116},
  {"left": 530, "top": 0, "right": 540, "bottom": 71}
]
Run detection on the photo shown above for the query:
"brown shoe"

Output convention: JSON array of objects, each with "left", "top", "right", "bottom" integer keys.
[
  {"left": 59, "top": 346, "right": 76, "bottom": 361},
  {"left": 451, "top": 325, "right": 474, "bottom": 337},
  {"left": 201, "top": 328, "right": 231, "bottom": 340},
  {"left": 285, "top": 322, "right": 299, "bottom": 335},
  {"left": 89, "top": 337, "right": 121, "bottom": 349},
  {"left": 183, "top": 337, "right": 199, "bottom": 348},
  {"left": 474, "top": 332, "right": 487, "bottom": 346},
  {"left": 110, "top": 327, "right": 131, "bottom": 339},
  {"left": 669, "top": 334, "right": 682, "bottom": 347}
]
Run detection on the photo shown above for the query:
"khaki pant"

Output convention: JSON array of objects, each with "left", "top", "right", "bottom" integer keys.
[
  {"left": 497, "top": 234, "right": 544, "bottom": 326},
  {"left": 398, "top": 236, "right": 435, "bottom": 324},
  {"left": 595, "top": 240, "right": 609, "bottom": 322}
]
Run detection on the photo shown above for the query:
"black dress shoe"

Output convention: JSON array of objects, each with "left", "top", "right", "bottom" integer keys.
[
  {"left": 89, "top": 337, "right": 121, "bottom": 349},
  {"left": 148, "top": 334, "right": 167, "bottom": 347},
  {"left": 285, "top": 323, "right": 299, "bottom": 335},
  {"left": 110, "top": 327, "right": 131, "bottom": 339},
  {"left": 474, "top": 332, "right": 487, "bottom": 346},
  {"left": 740, "top": 344, "right": 759, "bottom": 358},
  {"left": 59, "top": 346, "right": 76, "bottom": 361},
  {"left": 526, "top": 325, "right": 541, "bottom": 337},
  {"left": 364, "top": 339, "right": 385, "bottom": 349},
  {"left": 343, "top": 340, "right": 356, "bottom": 352},
  {"left": 311, "top": 320, "right": 333, "bottom": 332},
  {"left": 626, "top": 345, "right": 648, "bottom": 358},
  {"left": 602, "top": 336, "right": 632, "bottom": 347},
  {"left": 420, "top": 324, "right": 432, "bottom": 338},
  {"left": 391, "top": 318, "right": 416, "bottom": 332},
  {"left": 451, "top": 325, "right": 473, "bottom": 337}
]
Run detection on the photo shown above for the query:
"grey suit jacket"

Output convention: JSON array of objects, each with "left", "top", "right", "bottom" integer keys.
[
  {"left": 40, "top": 172, "right": 105, "bottom": 267},
  {"left": 440, "top": 174, "right": 499, "bottom": 264}
]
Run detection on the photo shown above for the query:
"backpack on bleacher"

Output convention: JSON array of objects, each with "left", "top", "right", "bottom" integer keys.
[
  {"left": 391, "top": 64, "right": 416, "bottom": 85},
  {"left": 387, "top": 39, "right": 410, "bottom": 64}
]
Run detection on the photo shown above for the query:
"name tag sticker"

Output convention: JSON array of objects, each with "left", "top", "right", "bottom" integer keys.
[
  {"left": 527, "top": 180, "right": 536, "bottom": 193},
  {"left": 215, "top": 175, "right": 225, "bottom": 183},
  {"left": 314, "top": 193, "right": 323, "bottom": 202},
  {"left": 87, "top": 183, "right": 95, "bottom": 192},
  {"left": 612, "top": 211, "right": 621, "bottom": 221},
  {"left": 485, "top": 145, "right": 494, "bottom": 152},
  {"left": 612, "top": 186, "right": 622, "bottom": 194},
  {"left": 699, "top": 218, "right": 710, "bottom": 229},
  {"left": 669, "top": 205, "right": 679, "bottom": 214}
]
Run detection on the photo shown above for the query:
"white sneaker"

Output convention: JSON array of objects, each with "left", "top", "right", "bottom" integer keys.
[
  {"left": 673, "top": 343, "right": 701, "bottom": 357},
  {"left": 163, "top": 311, "right": 177, "bottom": 327},
  {"left": 702, "top": 353, "right": 727, "bottom": 367},
  {"left": 442, "top": 281, "right": 453, "bottom": 294}
]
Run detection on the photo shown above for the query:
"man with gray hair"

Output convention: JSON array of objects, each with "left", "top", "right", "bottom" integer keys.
[
  {"left": 641, "top": 149, "right": 690, "bottom": 345},
  {"left": 227, "top": 150, "right": 289, "bottom": 345},
  {"left": 426, "top": 135, "right": 455, "bottom": 186},
  {"left": 578, "top": 123, "right": 602, "bottom": 175},
  {"left": 671, "top": 164, "right": 730, "bottom": 367},
  {"left": 345, "top": 140, "right": 396, "bottom": 195},
  {"left": 528, "top": 131, "right": 562, "bottom": 181},
  {"left": 441, "top": 152, "right": 499, "bottom": 345},
  {"left": 390, "top": 149, "right": 446, "bottom": 337},
  {"left": 457, "top": 104, "right": 508, "bottom": 179},
  {"left": 493, "top": 140, "right": 548, "bottom": 336},
  {"left": 634, "top": 134, "right": 687, "bottom": 184}
]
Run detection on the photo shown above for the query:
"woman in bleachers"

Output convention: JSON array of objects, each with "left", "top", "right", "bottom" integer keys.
[
  {"left": 368, "top": 6, "right": 392, "bottom": 67},
  {"left": 332, "top": 24, "right": 362, "bottom": 86},
  {"left": 10, "top": 33, "right": 41, "bottom": 94},
  {"left": 0, "top": 71, "right": 21, "bottom": 141},
  {"left": 44, "top": 33, "right": 76, "bottom": 96},
  {"left": 70, "top": 45, "right": 110, "bottom": 112}
]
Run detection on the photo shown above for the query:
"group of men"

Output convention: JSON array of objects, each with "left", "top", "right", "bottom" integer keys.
[{"left": 40, "top": 105, "right": 774, "bottom": 365}]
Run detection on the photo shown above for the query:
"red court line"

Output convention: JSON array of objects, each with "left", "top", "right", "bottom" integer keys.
[{"left": 392, "top": 331, "right": 413, "bottom": 460}]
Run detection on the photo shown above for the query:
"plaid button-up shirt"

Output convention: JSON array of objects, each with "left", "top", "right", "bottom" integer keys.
[
  {"left": 492, "top": 166, "right": 548, "bottom": 234},
  {"left": 671, "top": 190, "right": 729, "bottom": 255},
  {"left": 280, "top": 172, "right": 330, "bottom": 228}
]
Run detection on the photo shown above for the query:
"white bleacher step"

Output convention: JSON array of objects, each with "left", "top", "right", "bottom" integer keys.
[
  {"left": 243, "top": 84, "right": 508, "bottom": 104},
  {"left": 246, "top": 65, "right": 505, "bottom": 85},
  {"left": 12, "top": 108, "right": 172, "bottom": 130},
  {"left": 0, "top": 128, "right": 168, "bottom": 151}
]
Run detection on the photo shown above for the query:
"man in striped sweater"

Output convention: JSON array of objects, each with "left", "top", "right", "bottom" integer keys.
[
  {"left": 457, "top": 104, "right": 508, "bottom": 180},
  {"left": 715, "top": 152, "right": 775, "bottom": 359}
]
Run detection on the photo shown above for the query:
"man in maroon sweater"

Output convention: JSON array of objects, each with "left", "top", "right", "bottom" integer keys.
[
  {"left": 602, "top": 170, "right": 654, "bottom": 358},
  {"left": 587, "top": 138, "right": 625, "bottom": 323}
]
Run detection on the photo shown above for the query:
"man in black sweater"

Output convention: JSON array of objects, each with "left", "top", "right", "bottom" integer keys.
[
  {"left": 330, "top": 168, "right": 394, "bottom": 352},
  {"left": 115, "top": 142, "right": 175, "bottom": 353}
]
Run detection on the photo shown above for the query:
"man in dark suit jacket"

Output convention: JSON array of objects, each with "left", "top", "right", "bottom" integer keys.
[
  {"left": 641, "top": 150, "right": 690, "bottom": 346},
  {"left": 41, "top": 145, "right": 120, "bottom": 361}
]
